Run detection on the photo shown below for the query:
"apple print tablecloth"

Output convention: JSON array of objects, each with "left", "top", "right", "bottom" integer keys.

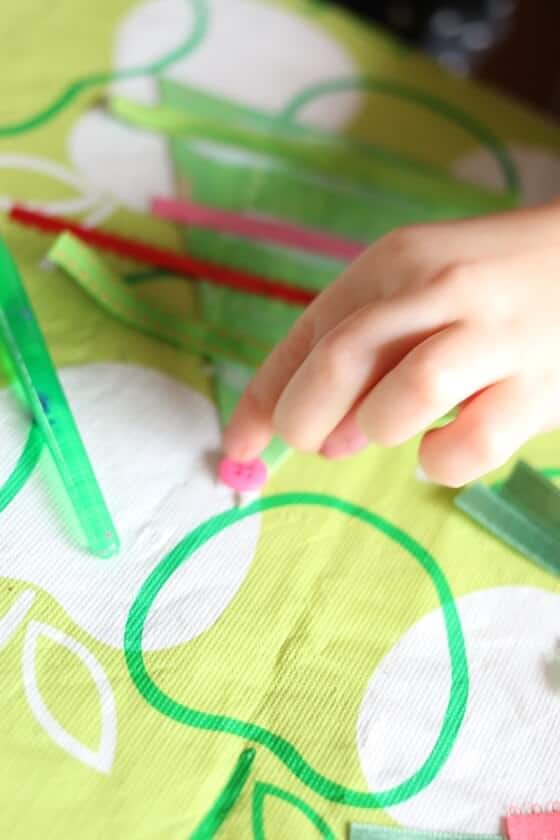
[{"left": 2, "top": 1, "right": 560, "bottom": 838}]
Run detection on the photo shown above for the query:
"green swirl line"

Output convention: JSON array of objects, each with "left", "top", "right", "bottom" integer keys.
[
  {"left": 280, "top": 76, "right": 520, "bottom": 200},
  {"left": 0, "top": 0, "right": 209, "bottom": 137},
  {"left": 189, "top": 748, "right": 255, "bottom": 839},
  {"left": 125, "top": 493, "right": 469, "bottom": 809},
  {"left": 252, "top": 782, "right": 335, "bottom": 839}
]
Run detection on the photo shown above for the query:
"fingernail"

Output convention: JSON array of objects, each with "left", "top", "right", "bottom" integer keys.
[{"left": 320, "top": 432, "right": 369, "bottom": 460}]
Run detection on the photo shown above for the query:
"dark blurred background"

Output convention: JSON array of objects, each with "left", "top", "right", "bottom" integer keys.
[{"left": 335, "top": 0, "right": 560, "bottom": 119}]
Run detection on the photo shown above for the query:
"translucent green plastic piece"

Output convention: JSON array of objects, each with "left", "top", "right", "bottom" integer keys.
[
  {"left": 455, "top": 462, "right": 560, "bottom": 577},
  {"left": 110, "top": 92, "right": 514, "bottom": 218},
  {"left": 0, "top": 238, "right": 120, "bottom": 558}
]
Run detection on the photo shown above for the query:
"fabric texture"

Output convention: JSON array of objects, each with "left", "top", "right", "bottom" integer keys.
[{"left": 2, "top": 1, "right": 560, "bottom": 838}]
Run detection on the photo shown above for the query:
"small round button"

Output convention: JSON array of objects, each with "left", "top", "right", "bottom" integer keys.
[{"left": 218, "top": 457, "right": 268, "bottom": 491}]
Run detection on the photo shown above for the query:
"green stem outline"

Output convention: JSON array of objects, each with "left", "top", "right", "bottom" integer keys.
[
  {"left": 189, "top": 748, "right": 256, "bottom": 839},
  {"left": 252, "top": 781, "right": 336, "bottom": 839},
  {"left": 0, "top": 423, "right": 43, "bottom": 514},
  {"left": 0, "top": 0, "right": 209, "bottom": 137}
]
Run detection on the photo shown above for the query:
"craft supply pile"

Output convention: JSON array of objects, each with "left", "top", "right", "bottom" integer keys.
[{"left": 1, "top": 2, "right": 560, "bottom": 838}]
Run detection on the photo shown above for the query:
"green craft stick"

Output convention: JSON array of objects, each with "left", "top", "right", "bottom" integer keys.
[
  {"left": 47, "top": 233, "right": 270, "bottom": 369},
  {"left": 109, "top": 95, "right": 513, "bottom": 217},
  {"left": 455, "top": 479, "right": 560, "bottom": 577},
  {"left": 350, "top": 825, "right": 502, "bottom": 840},
  {"left": 0, "top": 238, "right": 119, "bottom": 558},
  {"left": 157, "top": 76, "right": 520, "bottom": 200},
  {"left": 501, "top": 460, "right": 560, "bottom": 532}
]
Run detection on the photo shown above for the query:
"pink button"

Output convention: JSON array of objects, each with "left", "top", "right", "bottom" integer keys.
[{"left": 218, "top": 457, "right": 268, "bottom": 492}]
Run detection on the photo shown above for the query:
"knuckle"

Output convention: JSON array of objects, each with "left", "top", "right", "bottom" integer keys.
[
  {"left": 429, "top": 261, "right": 472, "bottom": 296},
  {"left": 405, "top": 351, "right": 451, "bottom": 407},
  {"left": 314, "top": 330, "right": 353, "bottom": 386},
  {"left": 429, "top": 260, "right": 508, "bottom": 322}
]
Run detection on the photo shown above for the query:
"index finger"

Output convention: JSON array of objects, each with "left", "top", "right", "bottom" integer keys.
[
  {"left": 223, "top": 311, "right": 316, "bottom": 460},
  {"left": 223, "top": 228, "right": 435, "bottom": 460}
]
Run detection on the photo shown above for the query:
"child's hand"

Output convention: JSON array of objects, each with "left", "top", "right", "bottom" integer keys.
[{"left": 224, "top": 201, "right": 560, "bottom": 486}]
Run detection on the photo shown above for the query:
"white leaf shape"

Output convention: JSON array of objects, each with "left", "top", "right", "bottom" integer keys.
[
  {"left": 22, "top": 621, "right": 117, "bottom": 774},
  {"left": 0, "top": 590, "right": 36, "bottom": 651}
]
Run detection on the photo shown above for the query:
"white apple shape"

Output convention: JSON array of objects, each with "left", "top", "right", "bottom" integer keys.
[
  {"left": 0, "top": 362, "right": 260, "bottom": 651},
  {"left": 357, "top": 586, "right": 560, "bottom": 833}
]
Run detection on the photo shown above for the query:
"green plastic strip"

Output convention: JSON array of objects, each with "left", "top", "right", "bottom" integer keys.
[
  {"left": 109, "top": 95, "right": 512, "bottom": 217},
  {"left": 47, "top": 233, "right": 270, "bottom": 369},
  {"left": 455, "top": 463, "right": 560, "bottom": 577},
  {"left": 350, "top": 826, "right": 502, "bottom": 840},
  {"left": 501, "top": 460, "right": 560, "bottom": 532}
]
